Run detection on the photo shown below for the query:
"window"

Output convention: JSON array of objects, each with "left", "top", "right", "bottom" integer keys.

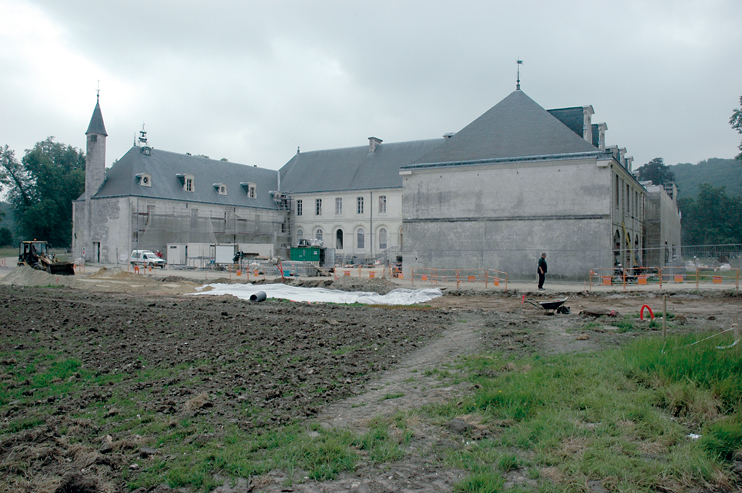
[
  {"left": 357, "top": 197, "right": 364, "bottom": 214},
  {"left": 336, "top": 229, "right": 344, "bottom": 249},
  {"left": 213, "top": 183, "right": 227, "bottom": 195},
  {"left": 183, "top": 174, "right": 195, "bottom": 192},
  {"left": 240, "top": 182, "right": 256, "bottom": 197},
  {"left": 297, "top": 199, "right": 303, "bottom": 216},
  {"left": 379, "top": 228, "right": 387, "bottom": 250},
  {"left": 335, "top": 198, "right": 342, "bottom": 215},
  {"left": 315, "top": 198, "right": 322, "bottom": 215},
  {"left": 297, "top": 228, "right": 304, "bottom": 241},
  {"left": 626, "top": 184, "right": 630, "bottom": 216},
  {"left": 615, "top": 175, "right": 619, "bottom": 208},
  {"left": 357, "top": 228, "right": 365, "bottom": 249},
  {"left": 137, "top": 173, "right": 152, "bottom": 187},
  {"left": 316, "top": 229, "right": 323, "bottom": 242},
  {"left": 378, "top": 195, "right": 386, "bottom": 214}
]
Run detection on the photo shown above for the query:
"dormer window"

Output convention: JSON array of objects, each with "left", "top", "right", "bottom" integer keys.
[
  {"left": 136, "top": 173, "right": 152, "bottom": 187},
  {"left": 240, "top": 182, "right": 257, "bottom": 198},
  {"left": 213, "top": 183, "right": 227, "bottom": 195},
  {"left": 176, "top": 173, "right": 195, "bottom": 192}
]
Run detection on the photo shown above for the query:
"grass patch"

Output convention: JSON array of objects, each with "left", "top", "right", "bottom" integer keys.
[
  {"left": 431, "top": 331, "right": 742, "bottom": 491},
  {"left": 381, "top": 392, "right": 405, "bottom": 401}
]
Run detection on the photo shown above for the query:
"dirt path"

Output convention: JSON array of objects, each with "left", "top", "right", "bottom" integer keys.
[
  {"left": 254, "top": 315, "right": 485, "bottom": 493},
  {"left": 317, "top": 313, "right": 482, "bottom": 429}
]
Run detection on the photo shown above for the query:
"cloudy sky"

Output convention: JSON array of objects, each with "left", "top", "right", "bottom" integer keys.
[{"left": 1, "top": 0, "right": 741, "bottom": 172}]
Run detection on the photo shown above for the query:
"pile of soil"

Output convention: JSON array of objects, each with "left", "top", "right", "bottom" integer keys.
[
  {"left": 0, "top": 265, "right": 88, "bottom": 289},
  {"left": 325, "top": 275, "right": 400, "bottom": 295},
  {"left": 0, "top": 286, "right": 451, "bottom": 492}
]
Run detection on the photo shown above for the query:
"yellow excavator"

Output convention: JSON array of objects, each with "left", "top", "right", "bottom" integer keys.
[{"left": 17, "top": 240, "right": 75, "bottom": 275}]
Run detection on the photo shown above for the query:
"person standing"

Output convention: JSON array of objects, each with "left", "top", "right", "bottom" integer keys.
[{"left": 537, "top": 253, "right": 547, "bottom": 290}]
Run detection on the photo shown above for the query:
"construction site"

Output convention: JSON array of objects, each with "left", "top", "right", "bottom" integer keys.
[{"left": 1, "top": 259, "right": 742, "bottom": 492}]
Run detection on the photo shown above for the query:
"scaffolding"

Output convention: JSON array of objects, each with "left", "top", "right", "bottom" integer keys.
[{"left": 133, "top": 203, "right": 289, "bottom": 257}]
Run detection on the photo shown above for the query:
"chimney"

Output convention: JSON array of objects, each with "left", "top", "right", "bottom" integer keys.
[
  {"left": 368, "top": 137, "right": 382, "bottom": 153},
  {"left": 582, "top": 106, "right": 594, "bottom": 144},
  {"left": 626, "top": 156, "right": 634, "bottom": 173},
  {"left": 597, "top": 123, "right": 607, "bottom": 151},
  {"left": 619, "top": 148, "right": 627, "bottom": 167}
]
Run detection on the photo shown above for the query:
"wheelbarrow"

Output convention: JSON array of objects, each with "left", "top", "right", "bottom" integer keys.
[{"left": 526, "top": 297, "right": 569, "bottom": 314}]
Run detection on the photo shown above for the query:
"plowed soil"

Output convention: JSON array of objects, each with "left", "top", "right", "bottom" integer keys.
[{"left": 1, "top": 268, "right": 741, "bottom": 493}]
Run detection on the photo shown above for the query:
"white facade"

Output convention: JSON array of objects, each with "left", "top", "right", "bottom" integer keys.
[{"left": 291, "top": 188, "right": 402, "bottom": 259}]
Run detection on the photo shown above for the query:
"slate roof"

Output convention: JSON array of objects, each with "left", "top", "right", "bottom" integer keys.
[
  {"left": 279, "top": 138, "right": 445, "bottom": 194},
  {"left": 85, "top": 101, "right": 108, "bottom": 136},
  {"left": 546, "top": 107, "right": 584, "bottom": 139},
  {"left": 85, "top": 147, "right": 279, "bottom": 209},
  {"left": 408, "top": 90, "right": 600, "bottom": 167}
]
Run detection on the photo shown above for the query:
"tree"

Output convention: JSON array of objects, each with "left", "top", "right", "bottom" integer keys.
[
  {"left": 679, "top": 183, "right": 742, "bottom": 245},
  {"left": 731, "top": 96, "right": 742, "bottom": 160},
  {"left": 0, "top": 227, "right": 11, "bottom": 247},
  {"left": 637, "top": 157, "right": 675, "bottom": 186},
  {"left": 0, "top": 138, "right": 85, "bottom": 247}
]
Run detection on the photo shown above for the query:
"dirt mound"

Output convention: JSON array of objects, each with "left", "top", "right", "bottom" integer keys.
[
  {"left": 329, "top": 275, "right": 399, "bottom": 295},
  {"left": 88, "top": 266, "right": 110, "bottom": 278},
  {"left": 107, "top": 270, "right": 144, "bottom": 280},
  {"left": 0, "top": 265, "right": 87, "bottom": 289}
]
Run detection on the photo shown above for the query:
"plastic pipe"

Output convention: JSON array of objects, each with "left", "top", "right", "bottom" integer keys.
[{"left": 250, "top": 291, "right": 267, "bottom": 302}]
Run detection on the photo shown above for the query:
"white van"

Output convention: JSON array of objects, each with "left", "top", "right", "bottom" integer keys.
[{"left": 130, "top": 250, "right": 167, "bottom": 268}]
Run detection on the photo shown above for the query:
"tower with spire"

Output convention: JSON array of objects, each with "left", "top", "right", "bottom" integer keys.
[{"left": 85, "top": 93, "right": 107, "bottom": 198}]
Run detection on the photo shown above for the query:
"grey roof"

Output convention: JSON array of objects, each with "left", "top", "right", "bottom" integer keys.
[
  {"left": 84, "top": 147, "right": 279, "bottom": 209},
  {"left": 409, "top": 90, "right": 599, "bottom": 166},
  {"left": 279, "top": 138, "right": 445, "bottom": 193},
  {"left": 547, "top": 107, "right": 584, "bottom": 139},
  {"left": 85, "top": 101, "right": 108, "bottom": 136}
]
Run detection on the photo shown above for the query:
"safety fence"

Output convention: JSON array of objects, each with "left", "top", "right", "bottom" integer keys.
[
  {"left": 0, "top": 257, "right": 5, "bottom": 267},
  {"left": 589, "top": 267, "right": 740, "bottom": 291},
  {"left": 337, "top": 265, "right": 397, "bottom": 280},
  {"left": 409, "top": 268, "right": 508, "bottom": 290}
]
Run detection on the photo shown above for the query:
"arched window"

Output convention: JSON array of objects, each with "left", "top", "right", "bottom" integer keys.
[
  {"left": 316, "top": 229, "right": 323, "bottom": 242},
  {"left": 378, "top": 228, "right": 387, "bottom": 250},
  {"left": 357, "top": 228, "right": 365, "bottom": 249},
  {"left": 336, "top": 229, "right": 344, "bottom": 250},
  {"left": 297, "top": 228, "right": 304, "bottom": 240}
]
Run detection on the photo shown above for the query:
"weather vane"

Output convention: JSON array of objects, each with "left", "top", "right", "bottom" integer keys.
[
  {"left": 516, "top": 59, "right": 523, "bottom": 90},
  {"left": 96, "top": 80, "right": 100, "bottom": 102}
]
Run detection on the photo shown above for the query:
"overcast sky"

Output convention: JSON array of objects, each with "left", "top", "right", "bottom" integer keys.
[{"left": 1, "top": 0, "right": 741, "bottom": 173}]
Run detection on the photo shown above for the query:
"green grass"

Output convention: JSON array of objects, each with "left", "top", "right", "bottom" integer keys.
[
  {"left": 0, "top": 246, "right": 16, "bottom": 257},
  {"left": 381, "top": 392, "right": 405, "bottom": 401},
  {"left": 429, "top": 331, "right": 742, "bottom": 492}
]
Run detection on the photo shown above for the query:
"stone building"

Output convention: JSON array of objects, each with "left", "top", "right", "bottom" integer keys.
[
  {"left": 279, "top": 138, "right": 444, "bottom": 263},
  {"left": 73, "top": 88, "right": 679, "bottom": 279},
  {"left": 399, "top": 89, "right": 647, "bottom": 279},
  {"left": 643, "top": 182, "right": 682, "bottom": 267},
  {"left": 72, "top": 102, "right": 287, "bottom": 265}
]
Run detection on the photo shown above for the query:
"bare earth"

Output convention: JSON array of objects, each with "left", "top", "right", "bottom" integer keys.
[{"left": 0, "top": 265, "right": 740, "bottom": 493}]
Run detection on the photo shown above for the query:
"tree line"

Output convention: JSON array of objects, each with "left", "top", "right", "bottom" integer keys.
[
  {"left": 0, "top": 138, "right": 85, "bottom": 248},
  {"left": 637, "top": 157, "right": 742, "bottom": 246}
]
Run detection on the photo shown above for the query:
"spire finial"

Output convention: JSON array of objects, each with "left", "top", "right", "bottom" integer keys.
[
  {"left": 96, "top": 80, "right": 100, "bottom": 103},
  {"left": 516, "top": 59, "right": 523, "bottom": 90}
]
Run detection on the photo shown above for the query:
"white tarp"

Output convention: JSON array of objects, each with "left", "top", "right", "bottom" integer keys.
[{"left": 192, "top": 283, "right": 442, "bottom": 305}]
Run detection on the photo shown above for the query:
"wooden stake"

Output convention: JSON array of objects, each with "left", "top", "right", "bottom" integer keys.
[{"left": 663, "top": 295, "right": 667, "bottom": 340}]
